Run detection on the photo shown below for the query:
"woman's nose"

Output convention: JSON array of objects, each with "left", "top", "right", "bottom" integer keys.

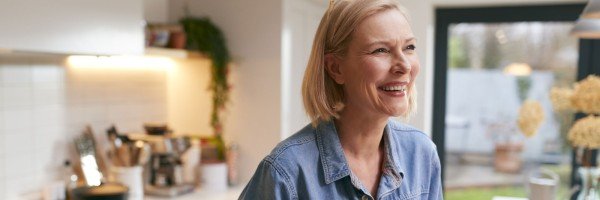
[{"left": 391, "top": 53, "right": 411, "bottom": 74}]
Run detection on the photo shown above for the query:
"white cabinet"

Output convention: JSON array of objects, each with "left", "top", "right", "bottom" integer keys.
[{"left": 0, "top": 0, "right": 144, "bottom": 55}]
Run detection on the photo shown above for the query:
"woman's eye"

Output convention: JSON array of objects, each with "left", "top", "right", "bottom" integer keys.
[
  {"left": 371, "top": 48, "right": 389, "bottom": 54},
  {"left": 406, "top": 45, "right": 416, "bottom": 51}
]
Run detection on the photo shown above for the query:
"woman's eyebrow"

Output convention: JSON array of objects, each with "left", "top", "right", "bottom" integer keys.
[{"left": 364, "top": 37, "right": 417, "bottom": 47}]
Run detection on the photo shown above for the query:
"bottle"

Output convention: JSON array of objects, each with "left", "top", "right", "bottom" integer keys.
[{"left": 63, "top": 160, "right": 78, "bottom": 200}]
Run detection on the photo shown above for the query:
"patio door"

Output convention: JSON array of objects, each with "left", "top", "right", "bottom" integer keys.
[{"left": 432, "top": 4, "right": 600, "bottom": 199}]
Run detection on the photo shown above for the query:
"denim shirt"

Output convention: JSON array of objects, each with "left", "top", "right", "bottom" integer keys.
[{"left": 239, "top": 119, "right": 443, "bottom": 200}]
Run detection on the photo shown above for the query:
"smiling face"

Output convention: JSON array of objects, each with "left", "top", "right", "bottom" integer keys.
[{"left": 326, "top": 9, "right": 420, "bottom": 118}]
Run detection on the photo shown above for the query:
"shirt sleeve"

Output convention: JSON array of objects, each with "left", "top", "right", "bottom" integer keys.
[
  {"left": 429, "top": 146, "right": 444, "bottom": 200},
  {"left": 238, "top": 159, "right": 296, "bottom": 200}
]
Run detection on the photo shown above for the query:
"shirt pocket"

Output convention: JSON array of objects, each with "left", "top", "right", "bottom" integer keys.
[{"left": 398, "top": 191, "right": 428, "bottom": 200}]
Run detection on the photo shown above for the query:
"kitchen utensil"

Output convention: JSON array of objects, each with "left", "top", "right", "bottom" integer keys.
[
  {"left": 137, "top": 142, "right": 151, "bottom": 166},
  {"left": 117, "top": 144, "right": 131, "bottom": 167},
  {"left": 74, "top": 126, "right": 104, "bottom": 186}
]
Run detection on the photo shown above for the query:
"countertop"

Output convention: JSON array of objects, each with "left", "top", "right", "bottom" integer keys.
[{"left": 145, "top": 186, "right": 244, "bottom": 200}]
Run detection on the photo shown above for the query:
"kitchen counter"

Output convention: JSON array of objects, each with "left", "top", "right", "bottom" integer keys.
[{"left": 145, "top": 186, "right": 244, "bottom": 200}]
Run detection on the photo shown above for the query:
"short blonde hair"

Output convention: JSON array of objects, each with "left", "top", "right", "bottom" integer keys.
[{"left": 302, "top": 0, "right": 416, "bottom": 127}]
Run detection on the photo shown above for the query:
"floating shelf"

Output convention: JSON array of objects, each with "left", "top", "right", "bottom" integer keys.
[{"left": 145, "top": 47, "right": 205, "bottom": 59}]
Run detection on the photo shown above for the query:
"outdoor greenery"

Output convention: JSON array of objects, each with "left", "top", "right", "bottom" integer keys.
[
  {"left": 446, "top": 164, "right": 571, "bottom": 200},
  {"left": 448, "top": 22, "right": 578, "bottom": 70}
]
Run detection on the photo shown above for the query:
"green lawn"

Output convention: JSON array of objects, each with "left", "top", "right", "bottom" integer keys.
[
  {"left": 446, "top": 164, "right": 571, "bottom": 200},
  {"left": 446, "top": 186, "right": 526, "bottom": 200}
]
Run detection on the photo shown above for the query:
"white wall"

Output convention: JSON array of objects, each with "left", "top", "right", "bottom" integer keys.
[
  {"left": 144, "top": 0, "right": 169, "bottom": 23},
  {"left": 281, "top": 0, "right": 326, "bottom": 138},
  {"left": 169, "top": 0, "right": 284, "bottom": 183},
  {"left": 166, "top": 58, "right": 213, "bottom": 136}
]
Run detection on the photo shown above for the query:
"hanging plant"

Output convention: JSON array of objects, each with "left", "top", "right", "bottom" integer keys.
[{"left": 180, "top": 17, "right": 230, "bottom": 160}]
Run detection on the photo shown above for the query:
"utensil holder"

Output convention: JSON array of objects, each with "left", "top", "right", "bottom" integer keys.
[{"left": 111, "top": 166, "right": 143, "bottom": 200}]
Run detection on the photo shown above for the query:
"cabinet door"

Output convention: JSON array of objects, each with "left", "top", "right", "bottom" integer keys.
[{"left": 0, "top": 0, "right": 144, "bottom": 55}]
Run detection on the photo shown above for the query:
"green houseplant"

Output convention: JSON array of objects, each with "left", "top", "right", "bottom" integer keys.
[{"left": 180, "top": 17, "right": 230, "bottom": 161}]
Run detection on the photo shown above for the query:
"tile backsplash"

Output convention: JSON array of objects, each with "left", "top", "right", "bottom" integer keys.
[{"left": 0, "top": 54, "right": 167, "bottom": 199}]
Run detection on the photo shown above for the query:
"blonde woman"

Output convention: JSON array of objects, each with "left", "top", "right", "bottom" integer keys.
[{"left": 240, "top": 0, "right": 442, "bottom": 199}]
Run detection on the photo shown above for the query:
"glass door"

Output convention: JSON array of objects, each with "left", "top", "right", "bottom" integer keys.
[
  {"left": 445, "top": 21, "right": 577, "bottom": 199},
  {"left": 432, "top": 4, "right": 592, "bottom": 200}
]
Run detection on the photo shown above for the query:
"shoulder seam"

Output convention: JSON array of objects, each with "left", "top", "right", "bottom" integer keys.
[
  {"left": 268, "top": 135, "right": 316, "bottom": 160},
  {"left": 263, "top": 158, "right": 299, "bottom": 200}
]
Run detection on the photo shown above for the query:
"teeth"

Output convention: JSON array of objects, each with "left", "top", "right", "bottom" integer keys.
[{"left": 381, "top": 86, "right": 406, "bottom": 92}]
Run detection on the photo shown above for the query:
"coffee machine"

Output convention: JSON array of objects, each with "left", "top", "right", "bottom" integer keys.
[{"left": 138, "top": 126, "right": 195, "bottom": 197}]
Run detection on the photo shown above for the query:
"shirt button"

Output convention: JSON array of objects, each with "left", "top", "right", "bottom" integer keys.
[{"left": 361, "top": 195, "right": 369, "bottom": 200}]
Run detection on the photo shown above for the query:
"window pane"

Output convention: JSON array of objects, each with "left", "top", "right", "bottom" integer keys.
[{"left": 444, "top": 22, "right": 578, "bottom": 199}]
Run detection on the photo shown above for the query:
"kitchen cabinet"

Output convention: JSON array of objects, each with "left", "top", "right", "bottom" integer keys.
[{"left": 0, "top": 0, "right": 144, "bottom": 55}]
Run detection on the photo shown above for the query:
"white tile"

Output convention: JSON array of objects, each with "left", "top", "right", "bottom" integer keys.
[
  {"left": 4, "top": 150, "right": 34, "bottom": 178},
  {"left": 0, "top": 133, "right": 4, "bottom": 157},
  {"left": 4, "top": 130, "right": 33, "bottom": 156},
  {"left": 33, "top": 125, "right": 66, "bottom": 151},
  {"left": 32, "top": 65, "right": 63, "bottom": 83},
  {"left": 2, "top": 109, "right": 32, "bottom": 131},
  {"left": 33, "top": 80, "right": 64, "bottom": 90},
  {"left": 0, "top": 155, "right": 5, "bottom": 180},
  {"left": 33, "top": 105, "right": 65, "bottom": 127},
  {"left": 2, "top": 87, "right": 33, "bottom": 108},
  {"left": 0, "top": 176, "right": 5, "bottom": 200},
  {"left": 5, "top": 175, "right": 39, "bottom": 199},
  {"left": 33, "top": 88, "right": 65, "bottom": 107},
  {"left": 34, "top": 146, "right": 65, "bottom": 180},
  {"left": 1, "top": 66, "right": 32, "bottom": 87}
]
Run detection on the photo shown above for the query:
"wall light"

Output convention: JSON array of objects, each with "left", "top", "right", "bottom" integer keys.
[
  {"left": 67, "top": 55, "right": 175, "bottom": 70},
  {"left": 504, "top": 63, "right": 532, "bottom": 76},
  {"left": 572, "top": 0, "right": 600, "bottom": 38}
]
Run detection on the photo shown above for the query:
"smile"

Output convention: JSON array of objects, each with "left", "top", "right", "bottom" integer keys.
[{"left": 379, "top": 85, "right": 407, "bottom": 92}]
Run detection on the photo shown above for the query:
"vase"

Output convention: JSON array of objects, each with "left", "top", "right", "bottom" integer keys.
[{"left": 577, "top": 167, "right": 600, "bottom": 200}]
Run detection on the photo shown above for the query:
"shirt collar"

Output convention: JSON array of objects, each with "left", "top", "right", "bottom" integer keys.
[{"left": 315, "top": 119, "right": 404, "bottom": 186}]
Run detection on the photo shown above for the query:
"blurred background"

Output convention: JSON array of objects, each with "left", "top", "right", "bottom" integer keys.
[{"left": 0, "top": 0, "right": 598, "bottom": 199}]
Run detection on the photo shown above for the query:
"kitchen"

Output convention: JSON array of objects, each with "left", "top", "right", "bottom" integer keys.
[{"left": 1, "top": 0, "right": 599, "bottom": 199}]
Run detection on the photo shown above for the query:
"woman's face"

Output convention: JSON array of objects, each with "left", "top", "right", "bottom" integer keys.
[{"left": 329, "top": 9, "right": 420, "bottom": 117}]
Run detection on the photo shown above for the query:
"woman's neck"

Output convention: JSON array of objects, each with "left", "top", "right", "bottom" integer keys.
[{"left": 334, "top": 105, "right": 388, "bottom": 159}]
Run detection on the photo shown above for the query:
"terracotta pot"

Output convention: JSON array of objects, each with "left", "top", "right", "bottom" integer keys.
[
  {"left": 494, "top": 142, "right": 523, "bottom": 173},
  {"left": 169, "top": 31, "right": 186, "bottom": 49}
]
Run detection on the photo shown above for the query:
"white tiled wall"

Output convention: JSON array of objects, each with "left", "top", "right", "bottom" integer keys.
[{"left": 0, "top": 54, "right": 168, "bottom": 199}]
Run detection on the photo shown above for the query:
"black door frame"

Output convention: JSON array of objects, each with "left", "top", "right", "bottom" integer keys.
[{"left": 432, "top": 3, "right": 598, "bottom": 195}]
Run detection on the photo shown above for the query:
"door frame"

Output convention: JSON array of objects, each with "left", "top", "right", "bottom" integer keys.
[{"left": 432, "top": 3, "right": 592, "bottom": 194}]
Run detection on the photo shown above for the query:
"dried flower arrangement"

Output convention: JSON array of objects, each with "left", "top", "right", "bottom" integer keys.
[
  {"left": 550, "top": 75, "right": 600, "bottom": 148},
  {"left": 517, "top": 100, "right": 545, "bottom": 138}
]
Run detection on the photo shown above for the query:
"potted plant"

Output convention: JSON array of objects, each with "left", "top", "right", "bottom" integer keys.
[{"left": 180, "top": 17, "right": 231, "bottom": 161}]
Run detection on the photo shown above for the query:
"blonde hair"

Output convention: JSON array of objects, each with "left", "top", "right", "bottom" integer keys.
[{"left": 302, "top": 0, "right": 416, "bottom": 127}]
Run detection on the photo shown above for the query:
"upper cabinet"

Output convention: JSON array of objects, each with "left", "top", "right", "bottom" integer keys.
[{"left": 0, "top": 0, "right": 144, "bottom": 55}]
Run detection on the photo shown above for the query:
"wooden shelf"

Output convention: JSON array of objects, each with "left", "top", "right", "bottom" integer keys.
[{"left": 145, "top": 47, "right": 205, "bottom": 59}]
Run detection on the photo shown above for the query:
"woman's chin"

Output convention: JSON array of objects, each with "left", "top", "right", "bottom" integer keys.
[{"left": 383, "top": 104, "right": 408, "bottom": 117}]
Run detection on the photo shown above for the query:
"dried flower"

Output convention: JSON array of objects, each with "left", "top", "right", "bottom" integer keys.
[
  {"left": 571, "top": 75, "right": 600, "bottom": 114},
  {"left": 549, "top": 87, "right": 574, "bottom": 111},
  {"left": 568, "top": 115, "right": 600, "bottom": 148},
  {"left": 517, "top": 100, "right": 545, "bottom": 138}
]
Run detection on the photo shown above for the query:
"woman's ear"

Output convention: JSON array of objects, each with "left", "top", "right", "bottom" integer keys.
[{"left": 324, "top": 54, "right": 345, "bottom": 84}]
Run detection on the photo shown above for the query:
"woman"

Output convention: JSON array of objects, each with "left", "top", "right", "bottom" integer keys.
[{"left": 240, "top": 0, "right": 442, "bottom": 199}]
